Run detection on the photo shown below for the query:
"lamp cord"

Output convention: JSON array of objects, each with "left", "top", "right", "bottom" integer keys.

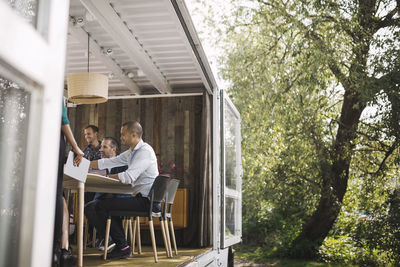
[{"left": 87, "top": 33, "right": 90, "bottom": 72}]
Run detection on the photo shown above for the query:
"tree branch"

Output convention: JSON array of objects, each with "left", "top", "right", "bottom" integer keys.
[
  {"left": 327, "top": 61, "right": 350, "bottom": 89},
  {"left": 309, "top": 14, "right": 357, "bottom": 42},
  {"left": 285, "top": 169, "right": 322, "bottom": 189},
  {"left": 287, "top": 11, "right": 351, "bottom": 89},
  {"left": 374, "top": 140, "right": 399, "bottom": 175},
  {"left": 377, "top": 17, "right": 400, "bottom": 29},
  {"left": 354, "top": 148, "right": 387, "bottom": 153},
  {"left": 376, "top": 4, "right": 400, "bottom": 29},
  {"left": 259, "top": 0, "right": 352, "bottom": 88},
  {"left": 369, "top": 67, "right": 400, "bottom": 94}
]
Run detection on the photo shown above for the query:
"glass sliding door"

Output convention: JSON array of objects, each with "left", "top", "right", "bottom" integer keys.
[
  {"left": 0, "top": 1, "right": 69, "bottom": 266},
  {"left": 0, "top": 76, "right": 32, "bottom": 267},
  {"left": 5, "top": 0, "right": 38, "bottom": 26},
  {"left": 220, "top": 90, "right": 242, "bottom": 248}
]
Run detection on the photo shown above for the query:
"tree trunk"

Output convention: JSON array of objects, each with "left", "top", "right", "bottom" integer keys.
[
  {"left": 289, "top": 0, "right": 375, "bottom": 254},
  {"left": 290, "top": 89, "right": 365, "bottom": 258}
]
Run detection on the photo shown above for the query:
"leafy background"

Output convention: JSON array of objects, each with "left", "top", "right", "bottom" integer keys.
[{"left": 189, "top": 0, "right": 400, "bottom": 264}]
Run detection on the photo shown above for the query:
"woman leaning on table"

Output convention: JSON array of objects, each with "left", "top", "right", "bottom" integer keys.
[{"left": 52, "top": 100, "right": 84, "bottom": 267}]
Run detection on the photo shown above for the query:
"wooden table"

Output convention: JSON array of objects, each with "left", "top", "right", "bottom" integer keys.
[{"left": 63, "top": 173, "right": 134, "bottom": 267}]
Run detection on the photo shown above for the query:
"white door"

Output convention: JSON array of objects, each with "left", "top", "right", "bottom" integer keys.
[
  {"left": 220, "top": 89, "right": 242, "bottom": 248},
  {"left": 0, "top": 1, "right": 69, "bottom": 267}
]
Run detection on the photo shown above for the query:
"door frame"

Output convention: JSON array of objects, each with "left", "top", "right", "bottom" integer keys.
[
  {"left": 220, "top": 89, "right": 242, "bottom": 248},
  {"left": 0, "top": 1, "right": 70, "bottom": 266}
]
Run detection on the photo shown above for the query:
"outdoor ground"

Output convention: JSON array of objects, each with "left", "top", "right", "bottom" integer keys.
[
  {"left": 234, "top": 257, "right": 343, "bottom": 267},
  {"left": 233, "top": 246, "right": 347, "bottom": 267},
  {"left": 235, "top": 257, "right": 269, "bottom": 266}
]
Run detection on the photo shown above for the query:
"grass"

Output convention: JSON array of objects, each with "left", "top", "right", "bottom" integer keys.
[{"left": 234, "top": 245, "right": 352, "bottom": 267}]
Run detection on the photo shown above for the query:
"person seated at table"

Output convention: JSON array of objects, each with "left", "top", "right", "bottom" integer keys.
[
  {"left": 84, "top": 137, "right": 129, "bottom": 252},
  {"left": 83, "top": 125, "right": 102, "bottom": 161},
  {"left": 89, "top": 121, "right": 159, "bottom": 260},
  {"left": 82, "top": 125, "right": 102, "bottom": 246}
]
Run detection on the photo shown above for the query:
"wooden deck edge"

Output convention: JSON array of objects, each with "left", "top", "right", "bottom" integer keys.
[{"left": 177, "top": 248, "right": 213, "bottom": 267}]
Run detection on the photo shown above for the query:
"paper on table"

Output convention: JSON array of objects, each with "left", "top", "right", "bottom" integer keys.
[{"left": 64, "top": 151, "right": 90, "bottom": 182}]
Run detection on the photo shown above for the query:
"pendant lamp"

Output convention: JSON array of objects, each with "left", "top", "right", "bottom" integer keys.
[{"left": 67, "top": 33, "right": 108, "bottom": 104}]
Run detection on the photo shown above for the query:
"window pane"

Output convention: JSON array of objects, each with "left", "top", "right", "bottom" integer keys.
[
  {"left": 224, "top": 101, "right": 238, "bottom": 190},
  {"left": 0, "top": 76, "right": 30, "bottom": 267},
  {"left": 225, "top": 196, "right": 238, "bottom": 238},
  {"left": 6, "top": 0, "right": 38, "bottom": 26}
]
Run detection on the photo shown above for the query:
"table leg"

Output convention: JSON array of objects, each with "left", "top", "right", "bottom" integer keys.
[{"left": 77, "top": 182, "right": 84, "bottom": 267}]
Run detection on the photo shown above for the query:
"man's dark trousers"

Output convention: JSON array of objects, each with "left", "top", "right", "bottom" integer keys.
[{"left": 94, "top": 194, "right": 156, "bottom": 248}]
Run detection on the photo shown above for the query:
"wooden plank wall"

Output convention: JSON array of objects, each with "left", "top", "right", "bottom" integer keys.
[
  {"left": 67, "top": 96, "right": 203, "bottom": 245},
  {"left": 68, "top": 96, "right": 202, "bottom": 181}
]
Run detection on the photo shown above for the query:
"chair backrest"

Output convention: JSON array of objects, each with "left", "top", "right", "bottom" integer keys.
[
  {"left": 149, "top": 175, "right": 170, "bottom": 202},
  {"left": 166, "top": 179, "right": 180, "bottom": 204}
]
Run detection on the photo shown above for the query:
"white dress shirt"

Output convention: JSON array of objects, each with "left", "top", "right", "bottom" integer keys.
[{"left": 97, "top": 139, "right": 159, "bottom": 197}]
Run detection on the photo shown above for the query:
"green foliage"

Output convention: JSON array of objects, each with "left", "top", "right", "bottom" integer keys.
[
  {"left": 319, "top": 236, "right": 358, "bottom": 264},
  {"left": 319, "top": 219, "right": 399, "bottom": 266},
  {"left": 217, "top": 0, "right": 346, "bottom": 253},
  {"left": 319, "top": 147, "right": 400, "bottom": 265},
  {"left": 189, "top": 0, "right": 400, "bottom": 264},
  {"left": 319, "top": 235, "right": 395, "bottom": 266}
]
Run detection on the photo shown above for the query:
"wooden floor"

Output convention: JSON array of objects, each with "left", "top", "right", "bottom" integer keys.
[{"left": 79, "top": 246, "right": 211, "bottom": 267}]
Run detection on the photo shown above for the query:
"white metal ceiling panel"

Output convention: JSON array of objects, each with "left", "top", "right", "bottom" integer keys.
[{"left": 65, "top": 0, "right": 216, "bottom": 96}]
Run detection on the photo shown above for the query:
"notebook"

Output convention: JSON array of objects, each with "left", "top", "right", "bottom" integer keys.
[{"left": 64, "top": 151, "right": 90, "bottom": 182}]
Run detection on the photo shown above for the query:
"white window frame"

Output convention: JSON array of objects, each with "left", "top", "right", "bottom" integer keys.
[
  {"left": 220, "top": 89, "right": 242, "bottom": 248},
  {"left": 0, "top": 1, "right": 70, "bottom": 267}
]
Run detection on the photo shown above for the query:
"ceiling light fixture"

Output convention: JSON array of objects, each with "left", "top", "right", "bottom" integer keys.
[{"left": 67, "top": 33, "right": 108, "bottom": 104}]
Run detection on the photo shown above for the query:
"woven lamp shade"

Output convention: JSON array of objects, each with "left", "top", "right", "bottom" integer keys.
[{"left": 67, "top": 72, "right": 108, "bottom": 104}]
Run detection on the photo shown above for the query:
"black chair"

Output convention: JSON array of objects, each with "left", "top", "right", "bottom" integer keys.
[
  {"left": 103, "top": 175, "right": 170, "bottom": 262},
  {"left": 163, "top": 179, "right": 180, "bottom": 256}
]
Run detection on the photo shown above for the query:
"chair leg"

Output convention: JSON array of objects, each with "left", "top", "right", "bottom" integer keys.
[
  {"left": 103, "top": 218, "right": 111, "bottom": 260},
  {"left": 132, "top": 217, "right": 137, "bottom": 254},
  {"left": 149, "top": 220, "right": 158, "bottom": 263},
  {"left": 124, "top": 218, "right": 129, "bottom": 239},
  {"left": 164, "top": 218, "right": 173, "bottom": 257},
  {"left": 159, "top": 219, "right": 170, "bottom": 257},
  {"left": 169, "top": 219, "right": 178, "bottom": 256},
  {"left": 83, "top": 217, "right": 88, "bottom": 250},
  {"left": 128, "top": 217, "right": 135, "bottom": 254},
  {"left": 65, "top": 189, "right": 70, "bottom": 207},
  {"left": 136, "top": 217, "right": 142, "bottom": 254},
  {"left": 92, "top": 227, "right": 97, "bottom": 248}
]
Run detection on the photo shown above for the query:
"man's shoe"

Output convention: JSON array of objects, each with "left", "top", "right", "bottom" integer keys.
[
  {"left": 98, "top": 238, "right": 116, "bottom": 251},
  {"left": 60, "top": 248, "right": 77, "bottom": 267},
  {"left": 105, "top": 245, "right": 131, "bottom": 260}
]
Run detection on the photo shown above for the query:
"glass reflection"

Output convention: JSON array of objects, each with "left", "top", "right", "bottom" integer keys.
[
  {"left": 225, "top": 197, "right": 236, "bottom": 238},
  {"left": 7, "top": 0, "right": 38, "bottom": 26},
  {"left": 224, "top": 101, "right": 238, "bottom": 190},
  {"left": 0, "top": 76, "right": 30, "bottom": 267}
]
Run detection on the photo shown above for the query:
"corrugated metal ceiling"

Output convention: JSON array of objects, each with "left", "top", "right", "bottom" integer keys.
[{"left": 65, "top": 0, "right": 214, "bottom": 96}]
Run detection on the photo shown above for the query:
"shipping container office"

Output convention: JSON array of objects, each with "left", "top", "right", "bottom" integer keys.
[{"left": 0, "top": 0, "right": 241, "bottom": 267}]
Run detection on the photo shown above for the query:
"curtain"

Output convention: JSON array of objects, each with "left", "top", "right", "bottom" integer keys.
[{"left": 198, "top": 91, "right": 213, "bottom": 247}]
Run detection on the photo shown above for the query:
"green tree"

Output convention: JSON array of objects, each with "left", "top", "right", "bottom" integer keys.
[{"left": 196, "top": 0, "right": 400, "bottom": 258}]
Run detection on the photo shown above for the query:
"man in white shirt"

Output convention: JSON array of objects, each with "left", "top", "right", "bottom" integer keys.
[{"left": 89, "top": 121, "right": 159, "bottom": 260}]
